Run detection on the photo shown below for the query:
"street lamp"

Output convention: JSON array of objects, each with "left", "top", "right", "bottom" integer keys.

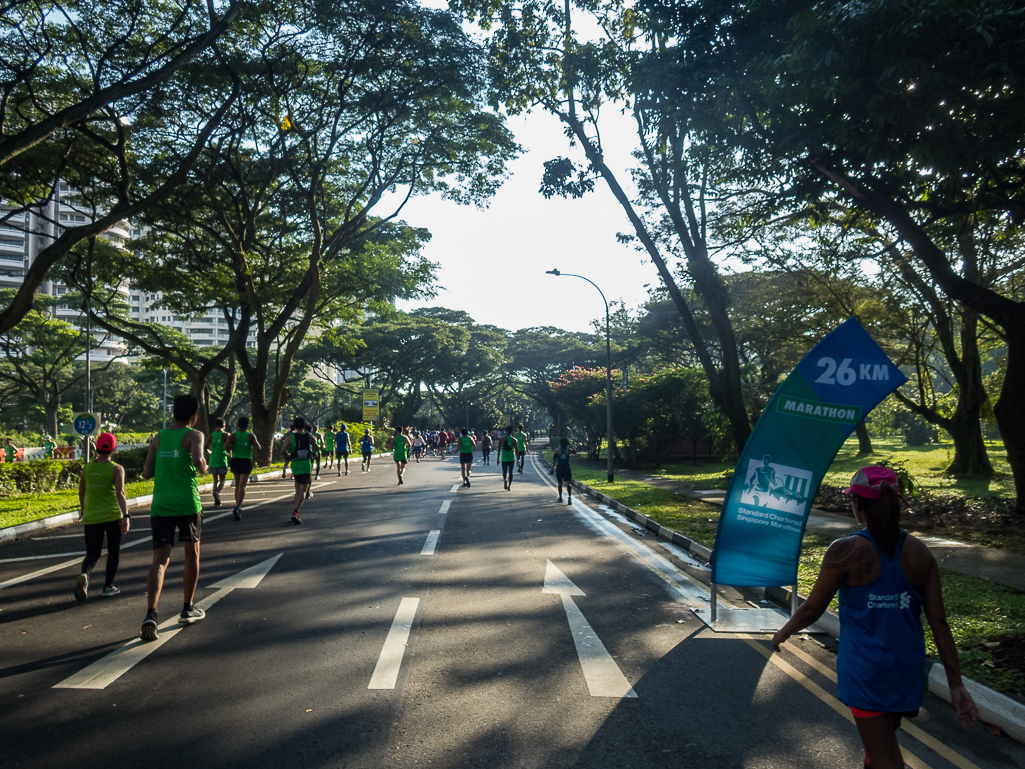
[{"left": 546, "top": 268, "right": 614, "bottom": 483}]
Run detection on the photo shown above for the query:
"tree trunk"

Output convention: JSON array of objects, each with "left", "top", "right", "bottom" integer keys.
[
  {"left": 46, "top": 397, "right": 61, "bottom": 442},
  {"left": 854, "top": 419, "right": 872, "bottom": 455},
  {"left": 993, "top": 324, "right": 1025, "bottom": 510}
]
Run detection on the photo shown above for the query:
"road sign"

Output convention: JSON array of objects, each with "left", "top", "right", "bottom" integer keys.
[
  {"left": 362, "top": 389, "right": 379, "bottom": 422},
  {"left": 72, "top": 412, "right": 100, "bottom": 437}
]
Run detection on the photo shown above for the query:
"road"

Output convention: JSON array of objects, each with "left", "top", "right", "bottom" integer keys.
[{"left": 1, "top": 452, "right": 1022, "bottom": 769}]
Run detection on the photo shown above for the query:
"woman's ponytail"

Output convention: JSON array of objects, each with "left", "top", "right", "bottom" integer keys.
[{"left": 862, "top": 482, "right": 902, "bottom": 558}]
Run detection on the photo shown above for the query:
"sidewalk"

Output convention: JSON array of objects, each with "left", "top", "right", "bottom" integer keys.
[{"left": 602, "top": 462, "right": 1025, "bottom": 593}]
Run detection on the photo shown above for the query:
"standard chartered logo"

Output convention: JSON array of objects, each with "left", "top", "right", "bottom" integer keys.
[
  {"left": 900, "top": 592, "right": 911, "bottom": 609},
  {"left": 867, "top": 592, "right": 913, "bottom": 610}
]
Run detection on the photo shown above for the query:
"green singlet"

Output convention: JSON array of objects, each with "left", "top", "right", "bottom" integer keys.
[
  {"left": 393, "top": 436, "right": 409, "bottom": 462},
  {"left": 500, "top": 436, "right": 516, "bottom": 463},
  {"left": 82, "top": 461, "right": 121, "bottom": 524},
  {"left": 289, "top": 434, "right": 313, "bottom": 476},
  {"left": 151, "top": 428, "right": 202, "bottom": 517},
  {"left": 460, "top": 436, "right": 474, "bottom": 454},
  {"left": 209, "top": 430, "right": 226, "bottom": 467},
  {"left": 516, "top": 433, "right": 528, "bottom": 452},
  {"left": 4, "top": 445, "right": 15, "bottom": 462},
  {"left": 232, "top": 431, "right": 252, "bottom": 459}
]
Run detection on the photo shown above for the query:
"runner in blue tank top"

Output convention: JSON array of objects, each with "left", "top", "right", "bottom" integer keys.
[{"left": 773, "top": 466, "right": 978, "bottom": 769}]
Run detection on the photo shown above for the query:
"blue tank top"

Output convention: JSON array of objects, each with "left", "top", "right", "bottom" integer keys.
[{"left": 836, "top": 530, "right": 925, "bottom": 712}]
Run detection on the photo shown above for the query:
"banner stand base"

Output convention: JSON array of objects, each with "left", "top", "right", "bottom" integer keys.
[{"left": 692, "top": 605, "right": 791, "bottom": 633}]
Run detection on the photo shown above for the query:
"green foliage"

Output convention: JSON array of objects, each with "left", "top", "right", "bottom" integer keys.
[
  {"left": 0, "top": 460, "right": 83, "bottom": 496},
  {"left": 876, "top": 459, "right": 923, "bottom": 498}
]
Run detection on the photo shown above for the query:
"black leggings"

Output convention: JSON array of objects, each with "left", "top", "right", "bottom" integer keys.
[
  {"left": 502, "top": 460, "right": 515, "bottom": 482},
  {"left": 82, "top": 520, "right": 123, "bottom": 587}
]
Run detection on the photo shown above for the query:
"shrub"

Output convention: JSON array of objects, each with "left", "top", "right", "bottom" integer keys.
[{"left": 0, "top": 459, "right": 84, "bottom": 496}]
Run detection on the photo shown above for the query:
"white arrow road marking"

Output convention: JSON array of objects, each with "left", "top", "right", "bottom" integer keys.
[
  {"left": 543, "top": 560, "right": 637, "bottom": 699},
  {"left": 53, "top": 554, "right": 282, "bottom": 690},
  {"left": 421, "top": 530, "right": 441, "bottom": 556},
  {"left": 368, "top": 597, "right": 419, "bottom": 690}
]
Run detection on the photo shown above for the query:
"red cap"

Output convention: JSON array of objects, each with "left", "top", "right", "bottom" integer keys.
[
  {"left": 844, "top": 465, "right": 898, "bottom": 499},
  {"left": 96, "top": 433, "right": 117, "bottom": 452}
]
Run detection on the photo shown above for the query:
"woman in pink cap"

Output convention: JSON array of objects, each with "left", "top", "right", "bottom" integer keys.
[
  {"left": 75, "top": 432, "right": 130, "bottom": 600},
  {"left": 772, "top": 465, "right": 978, "bottom": 769}
]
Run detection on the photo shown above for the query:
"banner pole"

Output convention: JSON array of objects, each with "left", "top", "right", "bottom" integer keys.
[
  {"left": 710, "top": 583, "right": 717, "bottom": 622},
  {"left": 791, "top": 585, "right": 799, "bottom": 617}
]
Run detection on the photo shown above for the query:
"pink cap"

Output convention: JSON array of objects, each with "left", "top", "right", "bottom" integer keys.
[
  {"left": 844, "top": 465, "right": 898, "bottom": 499},
  {"left": 96, "top": 433, "right": 117, "bottom": 452}
]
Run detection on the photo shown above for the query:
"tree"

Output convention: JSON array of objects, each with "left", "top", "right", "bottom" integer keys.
[
  {"left": 0, "top": 0, "right": 243, "bottom": 333},
  {"left": 0, "top": 293, "right": 98, "bottom": 436},
  {"left": 641, "top": 0, "right": 1025, "bottom": 502},
  {"left": 456, "top": 0, "right": 754, "bottom": 452}
]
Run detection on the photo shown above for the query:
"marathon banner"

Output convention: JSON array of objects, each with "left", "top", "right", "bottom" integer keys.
[
  {"left": 709, "top": 318, "right": 906, "bottom": 587},
  {"left": 362, "top": 389, "right": 379, "bottom": 422}
]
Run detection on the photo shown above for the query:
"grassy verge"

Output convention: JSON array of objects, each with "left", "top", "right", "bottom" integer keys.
[
  {"left": 0, "top": 463, "right": 286, "bottom": 530},
  {"left": 652, "top": 437, "right": 1014, "bottom": 498},
  {"left": 548, "top": 450, "right": 1025, "bottom": 697}
]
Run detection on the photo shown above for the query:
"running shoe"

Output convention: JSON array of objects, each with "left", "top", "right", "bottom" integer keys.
[
  {"left": 558, "top": 496, "right": 563, "bottom": 502},
  {"left": 345, "top": 470, "right": 349, "bottom": 475},
  {"left": 466, "top": 479, "right": 471, "bottom": 487},
  {"left": 291, "top": 512, "right": 302, "bottom": 525},
  {"left": 179, "top": 606, "right": 206, "bottom": 624},
  {"left": 233, "top": 506, "right": 242, "bottom": 521},
  {"left": 141, "top": 610, "right": 159, "bottom": 641},
  {"left": 306, "top": 490, "right": 313, "bottom": 499},
  {"left": 102, "top": 585, "right": 120, "bottom": 597},
  {"left": 74, "top": 573, "right": 88, "bottom": 602},
  {"left": 213, "top": 491, "right": 221, "bottom": 507},
  {"left": 398, "top": 477, "right": 403, "bottom": 485}
]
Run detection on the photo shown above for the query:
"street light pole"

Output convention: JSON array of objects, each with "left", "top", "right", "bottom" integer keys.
[{"left": 546, "top": 269, "right": 614, "bottom": 483}]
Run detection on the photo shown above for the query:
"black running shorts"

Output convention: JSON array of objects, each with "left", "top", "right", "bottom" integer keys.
[
  {"left": 293, "top": 473, "right": 312, "bottom": 485},
  {"left": 151, "top": 513, "right": 202, "bottom": 548},
  {"left": 230, "top": 458, "right": 253, "bottom": 476},
  {"left": 460, "top": 452, "right": 473, "bottom": 464},
  {"left": 209, "top": 466, "right": 228, "bottom": 477},
  {"left": 555, "top": 465, "right": 572, "bottom": 482},
  {"left": 335, "top": 449, "right": 349, "bottom": 458}
]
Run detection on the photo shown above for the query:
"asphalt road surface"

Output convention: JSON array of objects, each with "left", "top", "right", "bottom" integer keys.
[{"left": 2, "top": 452, "right": 1023, "bottom": 769}]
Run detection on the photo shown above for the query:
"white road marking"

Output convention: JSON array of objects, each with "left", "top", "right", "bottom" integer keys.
[
  {"left": 543, "top": 560, "right": 637, "bottom": 699},
  {"left": 0, "top": 558, "right": 82, "bottom": 589},
  {"left": 421, "top": 530, "right": 441, "bottom": 555},
  {"left": 449, "top": 484, "right": 461, "bottom": 493},
  {"left": 30, "top": 533, "right": 82, "bottom": 540},
  {"left": 438, "top": 500, "right": 451, "bottom": 516},
  {"left": 530, "top": 456, "right": 708, "bottom": 608},
  {"left": 53, "top": 554, "right": 282, "bottom": 690},
  {"left": 368, "top": 597, "right": 420, "bottom": 690}
]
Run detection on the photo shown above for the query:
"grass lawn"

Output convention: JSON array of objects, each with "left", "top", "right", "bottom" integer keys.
[
  {"left": 0, "top": 463, "right": 286, "bottom": 530},
  {"left": 547, "top": 449, "right": 1025, "bottom": 696},
  {"left": 650, "top": 436, "right": 1014, "bottom": 498}
]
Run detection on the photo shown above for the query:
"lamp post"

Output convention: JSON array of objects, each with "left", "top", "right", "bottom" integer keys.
[{"left": 546, "top": 268, "right": 614, "bottom": 483}]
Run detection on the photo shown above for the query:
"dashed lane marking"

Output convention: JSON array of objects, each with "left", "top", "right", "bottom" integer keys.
[{"left": 368, "top": 597, "right": 420, "bottom": 690}]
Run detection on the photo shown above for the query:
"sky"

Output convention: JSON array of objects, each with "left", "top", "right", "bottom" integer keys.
[{"left": 391, "top": 107, "right": 664, "bottom": 335}]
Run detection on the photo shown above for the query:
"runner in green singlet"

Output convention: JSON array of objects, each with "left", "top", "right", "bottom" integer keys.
[
  {"left": 44, "top": 435, "right": 56, "bottom": 460},
  {"left": 515, "top": 424, "right": 528, "bottom": 473},
  {"left": 284, "top": 416, "right": 318, "bottom": 524},
  {"left": 140, "top": 394, "right": 208, "bottom": 641},
  {"left": 207, "top": 418, "right": 228, "bottom": 508},
  {"left": 323, "top": 425, "right": 335, "bottom": 471},
  {"left": 390, "top": 425, "right": 411, "bottom": 485},
  {"left": 3, "top": 438, "right": 18, "bottom": 464},
  {"left": 500, "top": 425, "right": 517, "bottom": 491},
  {"left": 75, "top": 432, "right": 129, "bottom": 600},
  {"left": 224, "top": 416, "right": 261, "bottom": 521},
  {"left": 458, "top": 428, "right": 476, "bottom": 488}
]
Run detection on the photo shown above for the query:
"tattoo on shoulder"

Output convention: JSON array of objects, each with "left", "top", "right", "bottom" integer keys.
[{"left": 822, "top": 537, "right": 876, "bottom": 580}]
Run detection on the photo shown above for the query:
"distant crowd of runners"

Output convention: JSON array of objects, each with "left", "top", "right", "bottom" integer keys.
[{"left": 71, "top": 394, "right": 547, "bottom": 643}]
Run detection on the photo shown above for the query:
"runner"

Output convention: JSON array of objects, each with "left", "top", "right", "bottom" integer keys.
[
  {"left": 310, "top": 423, "right": 323, "bottom": 481},
  {"left": 139, "top": 394, "right": 208, "bottom": 641},
  {"left": 437, "top": 428, "right": 448, "bottom": 459},
  {"left": 360, "top": 428, "right": 374, "bottom": 472},
  {"left": 335, "top": 423, "right": 351, "bottom": 476},
  {"left": 515, "top": 424, "right": 528, "bottom": 473},
  {"left": 224, "top": 416, "right": 261, "bottom": 521},
  {"left": 322, "top": 424, "right": 335, "bottom": 470},
  {"left": 499, "top": 425, "right": 517, "bottom": 491},
  {"left": 552, "top": 437, "right": 577, "bottom": 504},
  {"left": 75, "top": 432, "right": 129, "bottom": 600},
  {"left": 284, "top": 417, "right": 318, "bottom": 524},
  {"left": 412, "top": 431, "right": 424, "bottom": 462},
  {"left": 207, "top": 418, "right": 228, "bottom": 508},
  {"left": 43, "top": 435, "right": 56, "bottom": 460},
  {"left": 480, "top": 431, "right": 492, "bottom": 466},
  {"left": 458, "top": 428, "right": 476, "bottom": 487},
  {"left": 389, "top": 426, "right": 411, "bottom": 485},
  {"left": 305, "top": 423, "right": 320, "bottom": 491},
  {"left": 280, "top": 425, "right": 294, "bottom": 479},
  {"left": 4, "top": 438, "right": 18, "bottom": 463},
  {"left": 772, "top": 466, "right": 979, "bottom": 769}
]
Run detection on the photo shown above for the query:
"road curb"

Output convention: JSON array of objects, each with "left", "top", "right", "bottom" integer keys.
[{"left": 540, "top": 455, "right": 1025, "bottom": 743}]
